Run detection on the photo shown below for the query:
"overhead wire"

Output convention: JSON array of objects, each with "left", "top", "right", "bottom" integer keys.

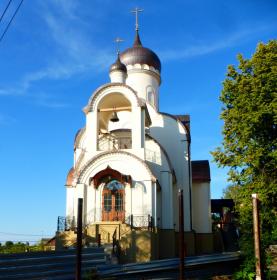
[
  {"left": 0, "top": 0, "right": 13, "bottom": 23},
  {"left": 0, "top": 0, "right": 24, "bottom": 43},
  {"left": 0, "top": 231, "right": 53, "bottom": 237}
]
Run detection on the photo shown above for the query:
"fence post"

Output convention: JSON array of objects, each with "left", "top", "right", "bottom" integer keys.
[
  {"left": 179, "top": 189, "right": 185, "bottom": 280},
  {"left": 97, "top": 234, "right": 101, "bottom": 247},
  {"left": 131, "top": 214, "right": 133, "bottom": 229},
  {"left": 252, "top": 194, "right": 262, "bottom": 280},
  {"left": 75, "top": 198, "right": 83, "bottom": 280}
]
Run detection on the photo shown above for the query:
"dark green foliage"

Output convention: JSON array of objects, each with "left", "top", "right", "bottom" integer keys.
[
  {"left": 212, "top": 40, "right": 277, "bottom": 279},
  {"left": 0, "top": 241, "right": 44, "bottom": 254}
]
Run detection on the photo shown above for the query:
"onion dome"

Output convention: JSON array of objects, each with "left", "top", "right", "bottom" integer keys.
[
  {"left": 120, "top": 31, "right": 161, "bottom": 72},
  {"left": 109, "top": 54, "right": 127, "bottom": 73}
]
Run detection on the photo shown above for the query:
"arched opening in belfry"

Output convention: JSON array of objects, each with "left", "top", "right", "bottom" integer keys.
[{"left": 97, "top": 93, "right": 132, "bottom": 151}]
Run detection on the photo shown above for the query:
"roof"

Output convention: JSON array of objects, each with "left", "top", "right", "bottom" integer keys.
[
  {"left": 109, "top": 55, "right": 127, "bottom": 73},
  {"left": 191, "top": 160, "right": 210, "bottom": 182},
  {"left": 120, "top": 31, "right": 161, "bottom": 72},
  {"left": 65, "top": 167, "right": 74, "bottom": 186},
  {"left": 175, "top": 115, "right": 190, "bottom": 130}
]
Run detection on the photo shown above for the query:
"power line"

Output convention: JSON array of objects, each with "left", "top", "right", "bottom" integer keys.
[
  {"left": 0, "top": 240, "right": 41, "bottom": 243},
  {"left": 0, "top": 0, "right": 13, "bottom": 23},
  {"left": 0, "top": 231, "right": 53, "bottom": 237},
  {"left": 0, "top": 0, "right": 24, "bottom": 43}
]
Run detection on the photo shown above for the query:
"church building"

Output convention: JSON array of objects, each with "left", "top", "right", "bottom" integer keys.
[{"left": 61, "top": 17, "right": 212, "bottom": 260}]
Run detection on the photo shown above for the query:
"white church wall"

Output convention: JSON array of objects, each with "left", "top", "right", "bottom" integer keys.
[
  {"left": 147, "top": 106, "right": 191, "bottom": 230},
  {"left": 192, "top": 182, "right": 212, "bottom": 233},
  {"left": 125, "top": 184, "right": 132, "bottom": 217},
  {"left": 132, "top": 106, "right": 144, "bottom": 149},
  {"left": 85, "top": 185, "right": 96, "bottom": 224},
  {"left": 66, "top": 187, "right": 75, "bottom": 218},
  {"left": 125, "top": 69, "right": 160, "bottom": 109},
  {"left": 131, "top": 180, "right": 152, "bottom": 216},
  {"left": 85, "top": 111, "right": 98, "bottom": 154},
  {"left": 145, "top": 138, "right": 171, "bottom": 171},
  {"left": 70, "top": 183, "right": 86, "bottom": 221},
  {"left": 109, "top": 70, "right": 127, "bottom": 83}
]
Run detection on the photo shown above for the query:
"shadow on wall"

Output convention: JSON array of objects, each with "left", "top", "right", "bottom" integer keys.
[
  {"left": 150, "top": 114, "right": 186, "bottom": 145},
  {"left": 55, "top": 231, "right": 77, "bottom": 250},
  {"left": 119, "top": 229, "right": 159, "bottom": 263}
]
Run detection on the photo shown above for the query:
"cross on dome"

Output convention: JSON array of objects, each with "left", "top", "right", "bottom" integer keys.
[
  {"left": 114, "top": 37, "right": 124, "bottom": 55},
  {"left": 131, "top": 7, "right": 143, "bottom": 31}
]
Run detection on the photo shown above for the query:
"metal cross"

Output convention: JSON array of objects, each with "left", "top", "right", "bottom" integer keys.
[
  {"left": 131, "top": 7, "right": 143, "bottom": 31},
  {"left": 114, "top": 37, "right": 124, "bottom": 54}
]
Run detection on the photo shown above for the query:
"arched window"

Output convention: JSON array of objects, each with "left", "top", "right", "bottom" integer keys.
[
  {"left": 102, "top": 180, "right": 125, "bottom": 221},
  {"left": 146, "top": 86, "right": 155, "bottom": 107}
]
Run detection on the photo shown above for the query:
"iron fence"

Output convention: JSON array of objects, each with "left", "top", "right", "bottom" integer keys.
[
  {"left": 57, "top": 216, "right": 76, "bottom": 232},
  {"left": 98, "top": 135, "right": 132, "bottom": 151},
  {"left": 125, "top": 213, "right": 153, "bottom": 229},
  {"left": 57, "top": 213, "right": 154, "bottom": 232}
]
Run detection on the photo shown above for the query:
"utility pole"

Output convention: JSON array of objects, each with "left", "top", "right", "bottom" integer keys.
[
  {"left": 76, "top": 198, "right": 83, "bottom": 280},
  {"left": 179, "top": 189, "right": 185, "bottom": 280},
  {"left": 252, "top": 194, "right": 262, "bottom": 280}
]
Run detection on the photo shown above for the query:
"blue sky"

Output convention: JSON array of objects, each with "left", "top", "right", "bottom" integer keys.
[{"left": 0, "top": 0, "right": 276, "bottom": 242}]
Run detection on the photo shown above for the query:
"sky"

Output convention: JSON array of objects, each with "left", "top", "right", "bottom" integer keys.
[{"left": 0, "top": 0, "right": 276, "bottom": 243}]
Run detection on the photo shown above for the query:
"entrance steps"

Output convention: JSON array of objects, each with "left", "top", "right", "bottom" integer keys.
[{"left": 85, "top": 221, "right": 132, "bottom": 245}]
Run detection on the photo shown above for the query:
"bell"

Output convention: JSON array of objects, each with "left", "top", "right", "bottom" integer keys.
[{"left": 110, "top": 111, "right": 119, "bottom": 122}]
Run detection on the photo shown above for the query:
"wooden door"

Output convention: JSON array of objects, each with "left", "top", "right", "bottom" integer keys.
[{"left": 102, "top": 180, "right": 124, "bottom": 221}]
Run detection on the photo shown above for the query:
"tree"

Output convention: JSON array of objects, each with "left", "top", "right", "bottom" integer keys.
[{"left": 212, "top": 40, "right": 277, "bottom": 278}]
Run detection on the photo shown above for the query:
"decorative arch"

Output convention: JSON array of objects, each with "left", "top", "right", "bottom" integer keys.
[
  {"left": 90, "top": 166, "right": 131, "bottom": 188},
  {"left": 85, "top": 83, "right": 142, "bottom": 113},
  {"left": 77, "top": 151, "right": 156, "bottom": 184}
]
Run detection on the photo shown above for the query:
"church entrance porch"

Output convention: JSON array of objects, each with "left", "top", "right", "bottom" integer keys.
[{"left": 102, "top": 180, "right": 125, "bottom": 222}]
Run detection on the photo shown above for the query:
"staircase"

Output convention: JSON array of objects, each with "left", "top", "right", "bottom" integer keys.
[
  {"left": 85, "top": 222, "right": 132, "bottom": 245},
  {"left": 0, "top": 247, "right": 106, "bottom": 280}
]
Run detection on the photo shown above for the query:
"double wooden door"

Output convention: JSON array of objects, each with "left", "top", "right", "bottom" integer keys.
[{"left": 102, "top": 180, "right": 125, "bottom": 221}]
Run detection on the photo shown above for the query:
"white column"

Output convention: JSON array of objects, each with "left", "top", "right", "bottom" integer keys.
[
  {"left": 66, "top": 187, "right": 75, "bottom": 218},
  {"left": 86, "top": 184, "right": 95, "bottom": 224},
  {"left": 86, "top": 111, "right": 98, "bottom": 153},
  {"left": 132, "top": 107, "right": 142, "bottom": 149},
  {"left": 74, "top": 183, "right": 85, "bottom": 224}
]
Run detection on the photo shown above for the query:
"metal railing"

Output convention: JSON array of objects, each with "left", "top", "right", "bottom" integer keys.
[
  {"left": 57, "top": 213, "right": 154, "bottom": 232},
  {"left": 57, "top": 216, "right": 76, "bottom": 232},
  {"left": 98, "top": 134, "right": 132, "bottom": 151},
  {"left": 125, "top": 214, "right": 153, "bottom": 230}
]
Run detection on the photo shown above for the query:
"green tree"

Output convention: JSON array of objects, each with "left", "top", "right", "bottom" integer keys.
[{"left": 212, "top": 40, "right": 277, "bottom": 279}]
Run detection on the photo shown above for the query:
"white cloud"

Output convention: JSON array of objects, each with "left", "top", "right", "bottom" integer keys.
[
  {"left": 160, "top": 25, "right": 271, "bottom": 61},
  {"left": 0, "top": 0, "right": 113, "bottom": 98},
  {"left": 0, "top": 2, "right": 272, "bottom": 101}
]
